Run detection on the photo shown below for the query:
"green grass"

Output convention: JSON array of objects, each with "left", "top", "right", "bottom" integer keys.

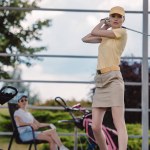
[
  {"left": 0, "top": 136, "right": 49, "bottom": 150},
  {"left": 0, "top": 137, "right": 28, "bottom": 150},
  {"left": 0, "top": 108, "right": 9, "bottom": 122}
]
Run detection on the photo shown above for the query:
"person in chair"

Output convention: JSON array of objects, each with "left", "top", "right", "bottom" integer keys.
[{"left": 14, "top": 93, "right": 69, "bottom": 150}]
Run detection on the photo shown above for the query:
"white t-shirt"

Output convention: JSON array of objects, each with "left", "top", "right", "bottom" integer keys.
[{"left": 14, "top": 108, "right": 34, "bottom": 134}]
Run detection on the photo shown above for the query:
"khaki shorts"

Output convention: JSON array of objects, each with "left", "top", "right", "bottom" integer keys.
[{"left": 92, "top": 70, "right": 124, "bottom": 108}]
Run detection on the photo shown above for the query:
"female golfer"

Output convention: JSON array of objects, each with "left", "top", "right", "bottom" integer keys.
[{"left": 82, "top": 6, "right": 128, "bottom": 150}]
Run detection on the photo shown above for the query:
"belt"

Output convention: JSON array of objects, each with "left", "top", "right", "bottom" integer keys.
[{"left": 97, "top": 66, "right": 120, "bottom": 74}]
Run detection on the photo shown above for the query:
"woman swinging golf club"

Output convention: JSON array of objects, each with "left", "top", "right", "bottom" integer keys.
[{"left": 82, "top": 6, "right": 128, "bottom": 150}]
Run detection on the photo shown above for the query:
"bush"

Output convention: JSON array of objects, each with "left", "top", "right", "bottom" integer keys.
[{"left": 126, "top": 124, "right": 149, "bottom": 150}]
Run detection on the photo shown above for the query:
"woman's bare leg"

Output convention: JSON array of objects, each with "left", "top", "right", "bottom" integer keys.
[
  {"left": 37, "top": 133, "right": 57, "bottom": 150},
  {"left": 112, "top": 106, "right": 128, "bottom": 150},
  {"left": 43, "top": 129, "right": 63, "bottom": 147},
  {"left": 92, "top": 107, "right": 107, "bottom": 150}
]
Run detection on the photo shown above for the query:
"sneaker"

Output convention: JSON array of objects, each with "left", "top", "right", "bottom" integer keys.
[{"left": 59, "top": 145, "right": 69, "bottom": 150}]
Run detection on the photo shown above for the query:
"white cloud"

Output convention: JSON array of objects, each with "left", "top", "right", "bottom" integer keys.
[
  {"left": 30, "top": 83, "right": 94, "bottom": 102},
  {"left": 97, "top": 0, "right": 142, "bottom": 10},
  {"left": 20, "top": 64, "right": 94, "bottom": 102},
  {"left": 87, "top": 15, "right": 99, "bottom": 26}
]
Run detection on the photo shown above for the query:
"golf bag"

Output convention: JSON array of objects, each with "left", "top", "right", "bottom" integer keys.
[
  {"left": 0, "top": 86, "right": 18, "bottom": 105},
  {"left": 55, "top": 97, "right": 118, "bottom": 150}
]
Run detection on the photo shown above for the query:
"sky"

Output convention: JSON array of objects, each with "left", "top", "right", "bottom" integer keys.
[{"left": 9, "top": 0, "right": 150, "bottom": 102}]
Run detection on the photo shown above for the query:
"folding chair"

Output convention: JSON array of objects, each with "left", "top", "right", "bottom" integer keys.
[
  {"left": 7, "top": 102, "right": 48, "bottom": 150},
  {"left": 0, "top": 86, "right": 18, "bottom": 150}
]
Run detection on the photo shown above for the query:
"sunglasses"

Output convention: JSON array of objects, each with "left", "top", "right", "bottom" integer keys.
[{"left": 19, "top": 99, "right": 28, "bottom": 103}]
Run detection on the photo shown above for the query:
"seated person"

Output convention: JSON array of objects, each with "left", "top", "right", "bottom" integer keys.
[{"left": 14, "top": 93, "right": 69, "bottom": 150}]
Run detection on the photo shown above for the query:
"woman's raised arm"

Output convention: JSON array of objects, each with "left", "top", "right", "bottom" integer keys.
[{"left": 82, "top": 33, "right": 101, "bottom": 43}]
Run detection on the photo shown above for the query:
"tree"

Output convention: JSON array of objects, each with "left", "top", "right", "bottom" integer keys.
[
  {"left": 0, "top": 0, "right": 51, "bottom": 79},
  {"left": 119, "top": 59, "right": 142, "bottom": 124},
  {"left": 121, "top": 59, "right": 142, "bottom": 109}
]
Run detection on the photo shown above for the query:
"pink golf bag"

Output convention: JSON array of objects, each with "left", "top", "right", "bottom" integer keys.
[
  {"left": 55, "top": 97, "right": 118, "bottom": 150},
  {"left": 83, "top": 112, "right": 118, "bottom": 150}
]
